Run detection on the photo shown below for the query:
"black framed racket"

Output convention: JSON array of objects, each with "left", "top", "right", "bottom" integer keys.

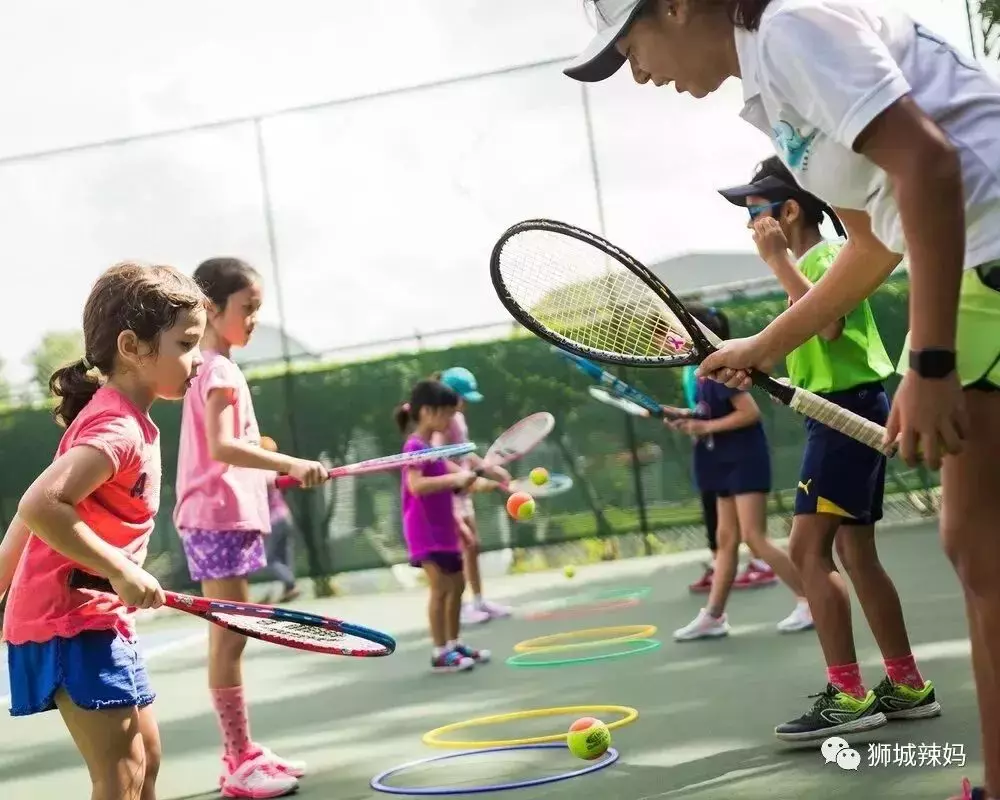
[{"left": 491, "top": 219, "right": 894, "bottom": 456}]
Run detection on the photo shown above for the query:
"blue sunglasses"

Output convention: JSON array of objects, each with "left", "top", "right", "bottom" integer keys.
[{"left": 747, "top": 200, "right": 786, "bottom": 220}]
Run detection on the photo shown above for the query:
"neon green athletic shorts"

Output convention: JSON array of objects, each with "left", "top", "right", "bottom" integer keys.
[{"left": 898, "top": 263, "right": 1000, "bottom": 390}]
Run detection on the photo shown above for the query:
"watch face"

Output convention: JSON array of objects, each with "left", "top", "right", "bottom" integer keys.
[{"left": 911, "top": 349, "right": 956, "bottom": 378}]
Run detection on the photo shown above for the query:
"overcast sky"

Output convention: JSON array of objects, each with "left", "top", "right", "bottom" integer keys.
[{"left": 0, "top": 0, "right": 986, "bottom": 386}]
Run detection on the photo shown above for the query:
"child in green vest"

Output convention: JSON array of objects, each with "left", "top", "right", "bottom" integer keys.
[{"left": 719, "top": 157, "right": 939, "bottom": 741}]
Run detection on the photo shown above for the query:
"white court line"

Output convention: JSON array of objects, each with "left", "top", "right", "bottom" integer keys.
[{"left": 0, "top": 630, "right": 206, "bottom": 709}]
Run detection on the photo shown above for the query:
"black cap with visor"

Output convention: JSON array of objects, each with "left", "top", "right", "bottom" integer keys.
[{"left": 719, "top": 157, "right": 846, "bottom": 237}]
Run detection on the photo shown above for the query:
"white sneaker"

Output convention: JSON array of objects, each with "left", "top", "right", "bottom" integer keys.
[
  {"left": 776, "top": 602, "right": 814, "bottom": 633},
  {"left": 221, "top": 751, "right": 299, "bottom": 798},
  {"left": 674, "top": 609, "right": 730, "bottom": 641},
  {"left": 477, "top": 599, "right": 512, "bottom": 619},
  {"left": 461, "top": 604, "right": 491, "bottom": 625}
]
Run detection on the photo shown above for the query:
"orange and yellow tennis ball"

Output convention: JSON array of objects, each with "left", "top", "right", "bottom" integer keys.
[
  {"left": 506, "top": 491, "right": 536, "bottom": 521},
  {"left": 260, "top": 436, "right": 277, "bottom": 452},
  {"left": 529, "top": 467, "right": 550, "bottom": 486},
  {"left": 566, "top": 717, "right": 611, "bottom": 760}
]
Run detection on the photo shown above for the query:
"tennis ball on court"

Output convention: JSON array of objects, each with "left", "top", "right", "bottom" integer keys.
[
  {"left": 506, "top": 491, "right": 536, "bottom": 521},
  {"left": 529, "top": 467, "right": 550, "bottom": 486},
  {"left": 564, "top": 565, "right": 576, "bottom": 579},
  {"left": 566, "top": 717, "right": 611, "bottom": 760}
]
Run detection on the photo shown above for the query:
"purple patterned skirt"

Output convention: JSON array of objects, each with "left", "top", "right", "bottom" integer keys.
[{"left": 178, "top": 528, "right": 266, "bottom": 581}]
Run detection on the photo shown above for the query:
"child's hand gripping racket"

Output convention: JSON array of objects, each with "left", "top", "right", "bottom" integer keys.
[
  {"left": 69, "top": 570, "right": 395, "bottom": 657},
  {"left": 492, "top": 219, "right": 894, "bottom": 456},
  {"left": 275, "top": 442, "right": 476, "bottom": 489}
]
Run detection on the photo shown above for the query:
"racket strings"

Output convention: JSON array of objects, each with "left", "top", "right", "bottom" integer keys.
[
  {"left": 499, "top": 231, "right": 694, "bottom": 361},
  {"left": 213, "top": 613, "right": 384, "bottom": 654}
]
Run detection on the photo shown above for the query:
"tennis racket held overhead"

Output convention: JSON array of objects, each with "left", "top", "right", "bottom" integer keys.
[
  {"left": 491, "top": 219, "right": 893, "bottom": 457},
  {"left": 276, "top": 442, "right": 476, "bottom": 489},
  {"left": 68, "top": 570, "right": 395, "bottom": 657}
]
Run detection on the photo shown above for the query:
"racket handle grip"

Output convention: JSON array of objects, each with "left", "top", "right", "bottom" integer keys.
[
  {"left": 789, "top": 388, "right": 896, "bottom": 456},
  {"left": 276, "top": 472, "right": 335, "bottom": 489}
]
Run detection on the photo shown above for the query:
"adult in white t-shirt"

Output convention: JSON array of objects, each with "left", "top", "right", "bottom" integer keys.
[{"left": 566, "top": 1, "right": 1000, "bottom": 797}]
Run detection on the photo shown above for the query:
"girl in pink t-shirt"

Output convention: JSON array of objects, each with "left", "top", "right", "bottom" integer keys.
[
  {"left": 174, "top": 258, "right": 327, "bottom": 798},
  {"left": 0, "top": 262, "right": 206, "bottom": 800},
  {"left": 396, "top": 379, "right": 496, "bottom": 674}
]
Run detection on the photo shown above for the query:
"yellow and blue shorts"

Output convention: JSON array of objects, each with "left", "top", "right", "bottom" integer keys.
[
  {"left": 898, "top": 263, "right": 1000, "bottom": 390},
  {"left": 795, "top": 382, "right": 889, "bottom": 524}
]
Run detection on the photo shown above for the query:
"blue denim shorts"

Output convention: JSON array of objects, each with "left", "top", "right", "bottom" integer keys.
[{"left": 7, "top": 629, "right": 155, "bottom": 717}]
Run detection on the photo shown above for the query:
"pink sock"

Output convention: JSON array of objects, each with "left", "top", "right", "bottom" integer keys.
[
  {"left": 884, "top": 654, "right": 924, "bottom": 690},
  {"left": 211, "top": 686, "right": 253, "bottom": 765},
  {"left": 827, "top": 663, "right": 866, "bottom": 699}
]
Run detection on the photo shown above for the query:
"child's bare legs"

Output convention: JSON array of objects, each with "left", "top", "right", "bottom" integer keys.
[
  {"left": 202, "top": 578, "right": 249, "bottom": 690},
  {"left": 444, "top": 570, "right": 466, "bottom": 644},
  {"left": 940, "top": 390, "right": 1000, "bottom": 797},
  {"left": 422, "top": 562, "right": 449, "bottom": 647},
  {"left": 675, "top": 496, "right": 737, "bottom": 640},
  {"left": 736, "top": 492, "right": 805, "bottom": 597},
  {"left": 834, "top": 525, "right": 913, "bottom": 660},
  {"left": 56, "top": 689, "right": 155, "bottom": 800},
  {"left": 706, "top": 496, "right": 740, "bottom": 615},
  {"left": 788, "top": 514, "right": 856, "bottom": 666},
  {"left": 460, "top": 517, "right": 482, "bottom": 599}
]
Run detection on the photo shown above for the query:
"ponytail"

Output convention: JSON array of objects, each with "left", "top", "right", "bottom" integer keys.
[
  {"left": 394, "top": 402, "right": 412, "bottom": 433},
  {"left": 49, "top": 358, "right": 101, "bottom": 428},
  {"left": 728, "top": 0, "right": 773, "bottom": 31}
]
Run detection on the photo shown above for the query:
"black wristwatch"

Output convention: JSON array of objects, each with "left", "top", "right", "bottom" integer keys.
[{"left": 909, "top": 348, "right": 956, "bottom": 379}]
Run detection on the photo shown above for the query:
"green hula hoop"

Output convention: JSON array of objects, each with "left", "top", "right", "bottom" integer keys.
[
  {"left": 506, "top": 639, "right": 662, "bottom": 668},
  {"left": 588, "top": 587, "right": 652, "bottom": 602}
]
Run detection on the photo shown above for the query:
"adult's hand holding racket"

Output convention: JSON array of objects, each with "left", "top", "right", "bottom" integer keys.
[{"left": 490, "top": 219, "right": 895, "bottom": 457}]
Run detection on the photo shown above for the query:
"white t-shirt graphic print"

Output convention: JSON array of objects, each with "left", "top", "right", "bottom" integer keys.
[{"left": 736, "top": 0, "right": 1000, "bottom": 268}]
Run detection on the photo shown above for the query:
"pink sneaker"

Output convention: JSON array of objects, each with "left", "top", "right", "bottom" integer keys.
[
  {"left": 257, "top": 745, "right": 306, "bottom": 778},
  {"left": 733, "top": 561, "right": 778, "bottom": 589},
  {"left": 220, "top": 751, "right": 298, "bottom": 798},
  {"left": 220, "top": 746, "right": 306, "bottom": 788},
  {"left": 688, "top": 564, "right": 714, "bottom": 593},
  {"left": 949, "top": 778, "right": 986, "bottom": 800}
]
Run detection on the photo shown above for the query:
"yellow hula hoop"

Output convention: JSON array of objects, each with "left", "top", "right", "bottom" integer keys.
[
  {"left": 421, "top": 705, "right": 639, "bottom": 748},
  {"left": 513, "top": 625, "right": 657, "bottom": 653}
]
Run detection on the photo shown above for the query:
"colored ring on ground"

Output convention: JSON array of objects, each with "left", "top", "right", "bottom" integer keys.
[
  {"left": 588, "top": 586, "right": 652, "bottom": 601},
  {"left": 421, "top": 705, "right": 638, "bottom": 748},
  {"left": 506, "top": 639, "right": 662, "bottom": 668},
  {"left": 513, "top": 625, "right": 657, "bottom": 653},
  {"left": 522, "top": 597, "right": 641, "bottom": 621},
  {"left": 370, "top": 743, "right": 619, "bottom": 795}
]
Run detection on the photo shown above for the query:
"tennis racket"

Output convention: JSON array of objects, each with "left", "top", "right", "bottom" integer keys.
[
  {"left": 491, "top": 219, "right": 893, "bottom": 456},
  {"left": 555, "top": 348, "right": 672, "bottom": 417},
  {"left": 479, "top": 412, "right": 555, "bottom": 468},
  {"left": 68, "top": 571, "right": 395, "bottom": 657},
  {"left": 276, "top": 442, "right": 476, "bottom": 489}
]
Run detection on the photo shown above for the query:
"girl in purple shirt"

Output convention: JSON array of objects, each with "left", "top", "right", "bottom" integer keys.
[{"left": 396, "top": 379, "right": 497, "bottom": 673}]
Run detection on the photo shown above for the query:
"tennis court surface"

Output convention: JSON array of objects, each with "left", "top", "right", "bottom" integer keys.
[{"left": 0, "top": 520, "right": 979, "bottom": 799}]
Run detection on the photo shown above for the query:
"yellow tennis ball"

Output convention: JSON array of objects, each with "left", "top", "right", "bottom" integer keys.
[
  {"left": 529, "top": 467, "right": 550, "bottom": 486},
  {"left": 564, "top": 565, "right": 576, "bottom": 579},
  {"left": 566, "top": 717, "right": 611, "bottom": 760}
]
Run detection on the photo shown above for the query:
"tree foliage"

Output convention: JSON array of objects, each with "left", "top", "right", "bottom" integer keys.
[{"left": 27, "top": 330, "right": 85, "bottom": 390}]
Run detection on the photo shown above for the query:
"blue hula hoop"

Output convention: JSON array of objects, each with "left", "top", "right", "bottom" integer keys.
[{"left": 369, "top": 742, "right": 619, "bottom": 795}]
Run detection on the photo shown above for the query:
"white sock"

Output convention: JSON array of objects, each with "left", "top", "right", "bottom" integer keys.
[
  {"left": 433, "top": 645, "right": 446, "bottom": 658},
  {"left": 474, "top": 594, "right": 484, "bottom": 608},
  {"left": 446, "top": 639, "right": 459, "bottom": 650}
]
